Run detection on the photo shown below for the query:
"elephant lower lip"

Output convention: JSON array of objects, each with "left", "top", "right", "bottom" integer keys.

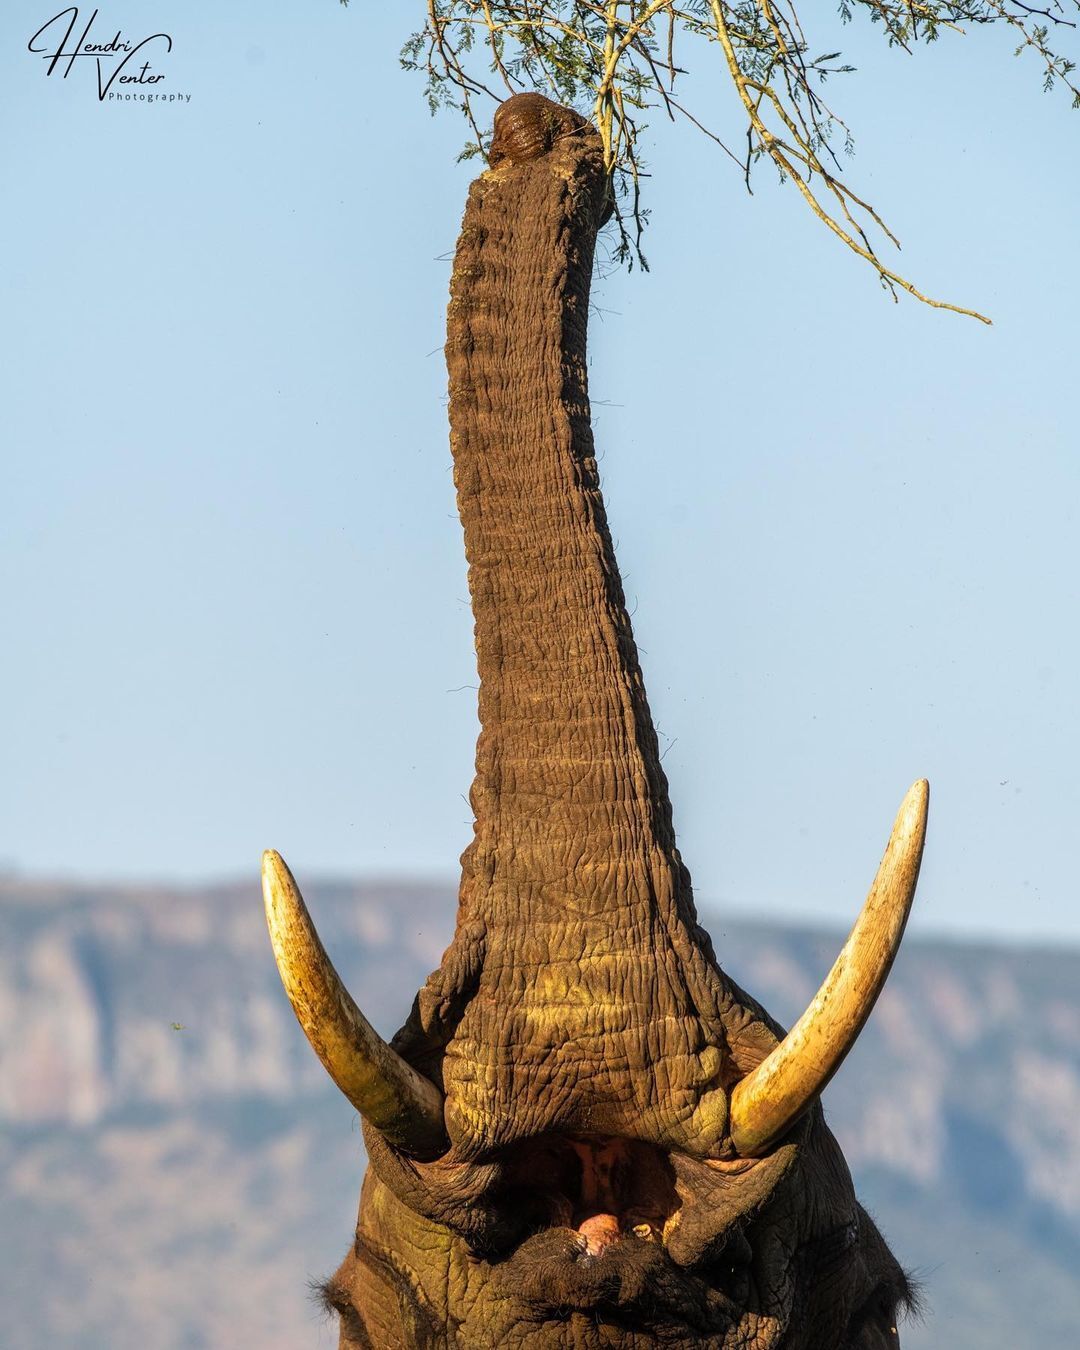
[
  {"left": 498, "top": 1226, "right": 732, "bottom": 1334},
  {"left": 509, "top": 1225, "right": 658, "bottom": 1290}
]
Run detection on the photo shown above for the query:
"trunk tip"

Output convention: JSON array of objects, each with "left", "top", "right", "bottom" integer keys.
[{"left": 489, "top": 93, "right": 591, "bottom": 168}]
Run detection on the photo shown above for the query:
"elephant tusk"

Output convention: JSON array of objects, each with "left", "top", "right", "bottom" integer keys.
[
  {"left": 262, "top": 850, "right": 448, "bottom": 1159},
  {"left": 728, "top": 780, "right": 929, "bottom": 1158}
]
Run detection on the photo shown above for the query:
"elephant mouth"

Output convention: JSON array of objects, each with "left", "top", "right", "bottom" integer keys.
[
  {"left": 501, "top": 1134, "right": 681, "bottom": 1241},
  {"left": 485, "top": 1133, "right": 751, "bottom": 1336},
  {"left": 352, "top": 1116, "right": 800, "bottom": 1341}
]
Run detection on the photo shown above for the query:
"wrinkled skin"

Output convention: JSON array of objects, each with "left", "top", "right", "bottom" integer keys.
[
  {"left": 322, "top": 1117, "right": 914, "bottom": 1348},
  {"left": 315, "top": 95, "right": 917, "bottom": 1349}
]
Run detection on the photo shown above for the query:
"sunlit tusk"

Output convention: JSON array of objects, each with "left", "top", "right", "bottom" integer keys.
[
  {"left": 262, "top": 850, "right": 448, "bottom": 1159},
  {"left": 728, "top": 779, "right": 929, "bottom": 1158}
]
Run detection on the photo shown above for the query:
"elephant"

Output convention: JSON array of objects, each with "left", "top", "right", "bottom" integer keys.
[{"left": 263, "top": 93, "right": 927, "bottom": 1348}]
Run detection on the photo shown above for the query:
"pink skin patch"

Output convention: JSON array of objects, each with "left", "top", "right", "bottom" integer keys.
[{"left": 577, "top": 1213, "right": 621, "bottom": 1257}]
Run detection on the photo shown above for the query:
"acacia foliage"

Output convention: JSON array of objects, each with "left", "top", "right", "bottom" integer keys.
[{"left": 350, "top": 3, "right": 1079, "bottom": 318}]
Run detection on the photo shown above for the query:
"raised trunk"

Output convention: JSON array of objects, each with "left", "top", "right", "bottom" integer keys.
[
  {"left": 407, "top": 95, "right": 770, "bottom": 1158},
  {"left": 448, "top": 102, "right": 680, "bottom": 930}
]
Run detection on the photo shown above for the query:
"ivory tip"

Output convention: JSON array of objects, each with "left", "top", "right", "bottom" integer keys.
[{"left": 728, "top": 778, "right": 929, "bottom": 1157}]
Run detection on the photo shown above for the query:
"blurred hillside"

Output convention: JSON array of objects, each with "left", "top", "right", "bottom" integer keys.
[{"left": 2, "top": 877, "right": 1078, "bottom": 1348}]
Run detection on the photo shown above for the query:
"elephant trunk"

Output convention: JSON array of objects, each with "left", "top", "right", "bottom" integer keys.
[
  {"left": 447, "top": 95, "right": 687, "bottom": 929},
  {"left": 432, "top": 95, "right": 737, "bottom": 1154}
]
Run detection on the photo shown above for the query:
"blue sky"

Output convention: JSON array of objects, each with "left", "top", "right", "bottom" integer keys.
[{"left": 2, "top": 3, "right": 1077, "bottom": 942}]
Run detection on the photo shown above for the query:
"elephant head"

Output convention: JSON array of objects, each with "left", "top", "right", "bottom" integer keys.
[{"left": 264, "top": 94, "right": 926, "bottom": 1349}]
